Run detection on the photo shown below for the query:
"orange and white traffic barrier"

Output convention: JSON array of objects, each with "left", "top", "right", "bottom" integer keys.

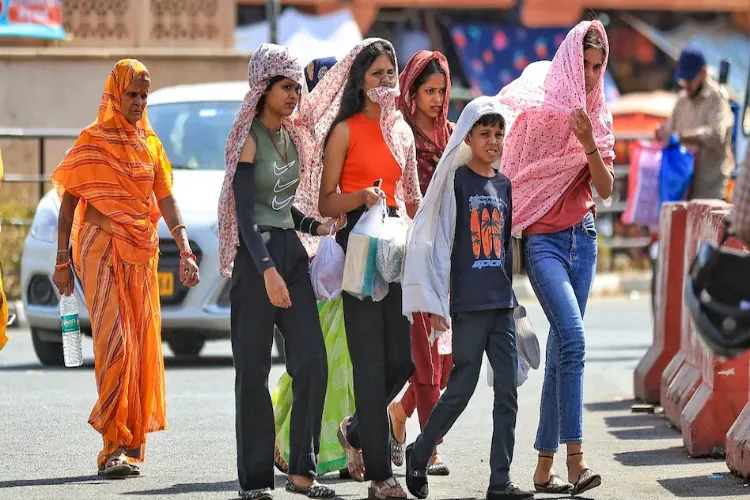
[
  {"left": 634, "top": 202, "right": 688, "bottom": 404},
  {"left": 661, "top": 200, "right": 729, "bottom": 429},
  {"left": 680, "top": 206, "right": 750, "bottom": 457}
]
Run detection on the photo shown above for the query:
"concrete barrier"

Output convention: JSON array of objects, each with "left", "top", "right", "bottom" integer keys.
[
  {"left": 680, "top": 207, "right": 750, "bottom": 456},
  {"left": 634, "top": 202, "right": 688, "bottom": 404},
  {"left": 662, "top": 200, "right": 729, "bottom": 428}
]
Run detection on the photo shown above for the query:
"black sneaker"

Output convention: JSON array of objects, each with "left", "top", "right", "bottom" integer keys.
[{"left": 486, "top": 484, "right": 534, "bottom": 500}]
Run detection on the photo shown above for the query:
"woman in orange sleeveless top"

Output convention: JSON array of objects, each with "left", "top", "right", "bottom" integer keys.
[
  {"left": 51, "top": 59, "right": 200, "bottom": 478},
  {"left": 312, "top": 39, "right": 422, "bottom": 500}
]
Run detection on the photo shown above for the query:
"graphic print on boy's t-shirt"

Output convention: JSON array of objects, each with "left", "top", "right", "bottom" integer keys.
[{"left": 468, "top": 194, "right": 506, "bottom": 270}]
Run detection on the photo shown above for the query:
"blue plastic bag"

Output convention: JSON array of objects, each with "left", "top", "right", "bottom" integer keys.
[{"left": 659, "top": 133, "right": 694, "bottom": 204}]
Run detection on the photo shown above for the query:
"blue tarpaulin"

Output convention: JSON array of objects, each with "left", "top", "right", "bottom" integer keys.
[{"left": 450, "top": 23, "right": 620, "bottom": 101}]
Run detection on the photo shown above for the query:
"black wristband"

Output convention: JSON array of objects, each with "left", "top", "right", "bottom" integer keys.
[{"left": 585, "top": 147, "right": 598, "bottom": 156}]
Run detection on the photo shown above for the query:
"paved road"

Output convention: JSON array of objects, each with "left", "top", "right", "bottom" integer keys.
[{"left": 1, "top": 297, "right": 747, "bottom": 499}]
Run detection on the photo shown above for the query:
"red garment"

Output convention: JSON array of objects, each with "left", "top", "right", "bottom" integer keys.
[
  {"left": 525, "top": 158, "right": 613, "bottom": 235},
  {"left": 402, "top": 313, "right": 453, "bottom": 441},
  {"left": 397, "top": 52, "right": 455, "bottom": 441},
  {"left": 398, "top": 51, "right": 454, "bottom": 195}
]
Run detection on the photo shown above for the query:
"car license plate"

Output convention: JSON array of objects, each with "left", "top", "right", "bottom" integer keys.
[{"left": 158, "top": 272, "right": 174, "bottom": 296}]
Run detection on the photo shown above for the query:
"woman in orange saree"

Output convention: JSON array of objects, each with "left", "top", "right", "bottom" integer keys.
[{"left": 51, "top": 59, "right": 200, "bottom": 478}]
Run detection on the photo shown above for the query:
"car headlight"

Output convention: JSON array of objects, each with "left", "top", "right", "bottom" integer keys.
[{"left": 29, "top": 206, "right": 58, "bottom": 243}]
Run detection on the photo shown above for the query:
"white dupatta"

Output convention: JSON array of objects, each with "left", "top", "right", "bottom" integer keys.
[{"left": 401, "top": 96, "right": 504, "bottom": 323}]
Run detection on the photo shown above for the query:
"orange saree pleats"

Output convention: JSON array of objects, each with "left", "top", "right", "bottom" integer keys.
[{"left": 74, "top": 223, "right": 166, "bottom": 469}]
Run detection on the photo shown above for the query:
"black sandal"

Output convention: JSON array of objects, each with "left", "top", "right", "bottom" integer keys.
[
  {"left": 388, "top": 405, "right": 406, "bottom": 467},
  {"left": 427, "top": 448, "right": 450, "bottom": 476},
  {"left": 533, "top": 455, "right": 572, "bottom": 493},
  {"left": 405, "top": 444, "right": 428, "bottom": 499},
  {"left": 129, "top": 464, "right": 140, "bottom": 477},
  {"left": 286, "top": 479, "right": 335, "bottom": 499},
  {"left": 238, "top": 488, "right": 273, "bottom": 500},
  {"left": 568, "top": 452, "right": 601, "bottom": 495}
]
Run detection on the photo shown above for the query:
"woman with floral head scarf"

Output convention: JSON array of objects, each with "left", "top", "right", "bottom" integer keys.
[
  {"left": 218, "top": 44, "right": 342, "bottom": 500},
  {"left": 294, "top": 38, "right": 422, "bottom": 499},
  {"left": 271, "top": 56, "right": 357, "bottom": 480},
  {"left": 387, "top": 50, "right": 454, "bottom": 475},
  {"left": 50, "top": 59, "right": 200, "bottom": 477},
  {"left": 495, "top": 21, "right": 615, "bottom": 495}
]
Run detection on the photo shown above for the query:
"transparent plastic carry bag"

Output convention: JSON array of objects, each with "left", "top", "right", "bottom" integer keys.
[
  {"left": 309, "top": 227, "right": 346, "bottom": 301},
  {"left": 342, "top": 198, "right": 389, "bottom": 301},
  {"left": 377, "top": 216, "right": 409, "bottom": 283},
  {"left": 486, "top": 352, "right": 530, "bottom": 388}
]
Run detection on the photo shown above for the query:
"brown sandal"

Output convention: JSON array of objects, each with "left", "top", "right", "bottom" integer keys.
[
  {"left": 534, "top": 454, "right": 572, "bottom": 493},
  {"left": 97, "top": 452, "right": 132, "bottom": 479},
  {"left": 274, "top": 445, "right": 289, "bottom": 474},
  {"left": 337, "top": 417, "right": 365, "bottom": 482},
  {"left": 368, "top": 477, "right": 406, "bottom": 500},
  {"left": 568, "top": 452, "right": 601, "bottom": 495}
]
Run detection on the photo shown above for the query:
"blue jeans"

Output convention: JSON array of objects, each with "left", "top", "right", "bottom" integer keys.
[{"left": 524, "top": 211, "right": 597, "bottom": 453}]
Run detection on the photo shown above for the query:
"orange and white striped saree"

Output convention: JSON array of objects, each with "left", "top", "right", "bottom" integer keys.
[{"left": 51, "top": 59, "right": 173, "bottom": 469}]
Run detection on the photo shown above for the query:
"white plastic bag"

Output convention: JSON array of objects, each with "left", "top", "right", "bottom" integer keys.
[
  {"left": 377, "top": 216, "right": 409, "bottom": 283},
  {"left": 486, "top": 352, "right": 530, "bottom": 388},
  {"left": 342, "top": 198, "right": 389, "bottom": 300},
  {"left": 309, "top": 231, "right": 345, "bottom": 301}
]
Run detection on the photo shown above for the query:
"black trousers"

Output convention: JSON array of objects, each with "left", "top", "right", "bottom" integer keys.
[
  {"left": 230, "top": 229, "right": 328, "bottom": 491},
  {"left": 337, "top": 208, "right": 415, "bottom": 481},
  {"left": 412, "top": 308, "right": 518, "bottom": 489}
]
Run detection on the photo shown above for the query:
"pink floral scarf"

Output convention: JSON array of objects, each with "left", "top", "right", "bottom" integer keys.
[
  {"left": 294, "top": 38, "right": 422, "bottom": 256},
  {"left": 218, "top": 44, "right": 308, "bottom": 277},
  {"left": 495, "top": 20, "right": 616, "bottom": 234}
]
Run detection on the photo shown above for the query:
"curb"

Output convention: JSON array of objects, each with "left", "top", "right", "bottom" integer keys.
[{"left": 513, "top": 272, "right": 652, "bottom": 300}]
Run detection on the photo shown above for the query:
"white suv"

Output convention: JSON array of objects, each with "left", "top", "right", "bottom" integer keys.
[{"left": 21, "top": 82, "right": 285, "bottom": 365}]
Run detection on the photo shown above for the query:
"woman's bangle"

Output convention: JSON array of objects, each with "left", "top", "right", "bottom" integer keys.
[
  {"left": 170, "top": 224, "right": 186, "bottom": 236},
  {"left": 180, "top": 250, "right": 197, "bottom": 261},
  {"left": 585, "top": 147, "right": 599, "bottom": 156},
  {"left": 55, "top": 260, "right": 71, "bottom": 271}
]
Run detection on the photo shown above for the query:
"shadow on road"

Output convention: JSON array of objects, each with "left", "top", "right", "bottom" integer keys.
[
  {"left": 0, "top": 475, "right": 104, "bottom": 488},
  {"left": 121, "top": 479, "right": 238, "bottom": 496},
  {"left": 614, "top": 446, "right": 718, "bottom": 467},
  {"left": 604, "top": 409, "right": 680, "bottom": 441},
  {"left": 584, "top": 399, "right": 635, "bottom": 412},
  {"left": 658, "top": 474, "right": 748, "bottom": 497}
]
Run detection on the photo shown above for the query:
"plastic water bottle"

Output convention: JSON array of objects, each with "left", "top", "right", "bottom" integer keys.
[{"left": 59, "top": 294, "right": 83, "bottom": 367}]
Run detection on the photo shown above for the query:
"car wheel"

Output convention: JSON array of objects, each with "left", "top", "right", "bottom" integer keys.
[
  {"left": 31, "top": 328, "right": 65, "bottom": 366},
  {"left": 273, "top": 327, "right": 286, "bottom": 364},
  {"left": 168, "top": 334, "right": 205, "bottom": 357}
]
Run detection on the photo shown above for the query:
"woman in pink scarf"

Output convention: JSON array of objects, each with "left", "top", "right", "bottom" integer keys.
[
  {"left": 496, "top": 21, "right": 615, "bottom": 496},
  {"left": 218, "top": 44, "right": 340, "bottom": 500},
  {"left": 387, "top": 50, "right": 453, "bottom": 476},
  {"left": 294, "top": 38, "right": 422, "bottom": 500}
]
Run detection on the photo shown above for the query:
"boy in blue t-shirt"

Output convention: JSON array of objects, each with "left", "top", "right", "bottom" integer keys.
[{"left": 402, "top": 97, "right": 532, "bottom": 500}]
